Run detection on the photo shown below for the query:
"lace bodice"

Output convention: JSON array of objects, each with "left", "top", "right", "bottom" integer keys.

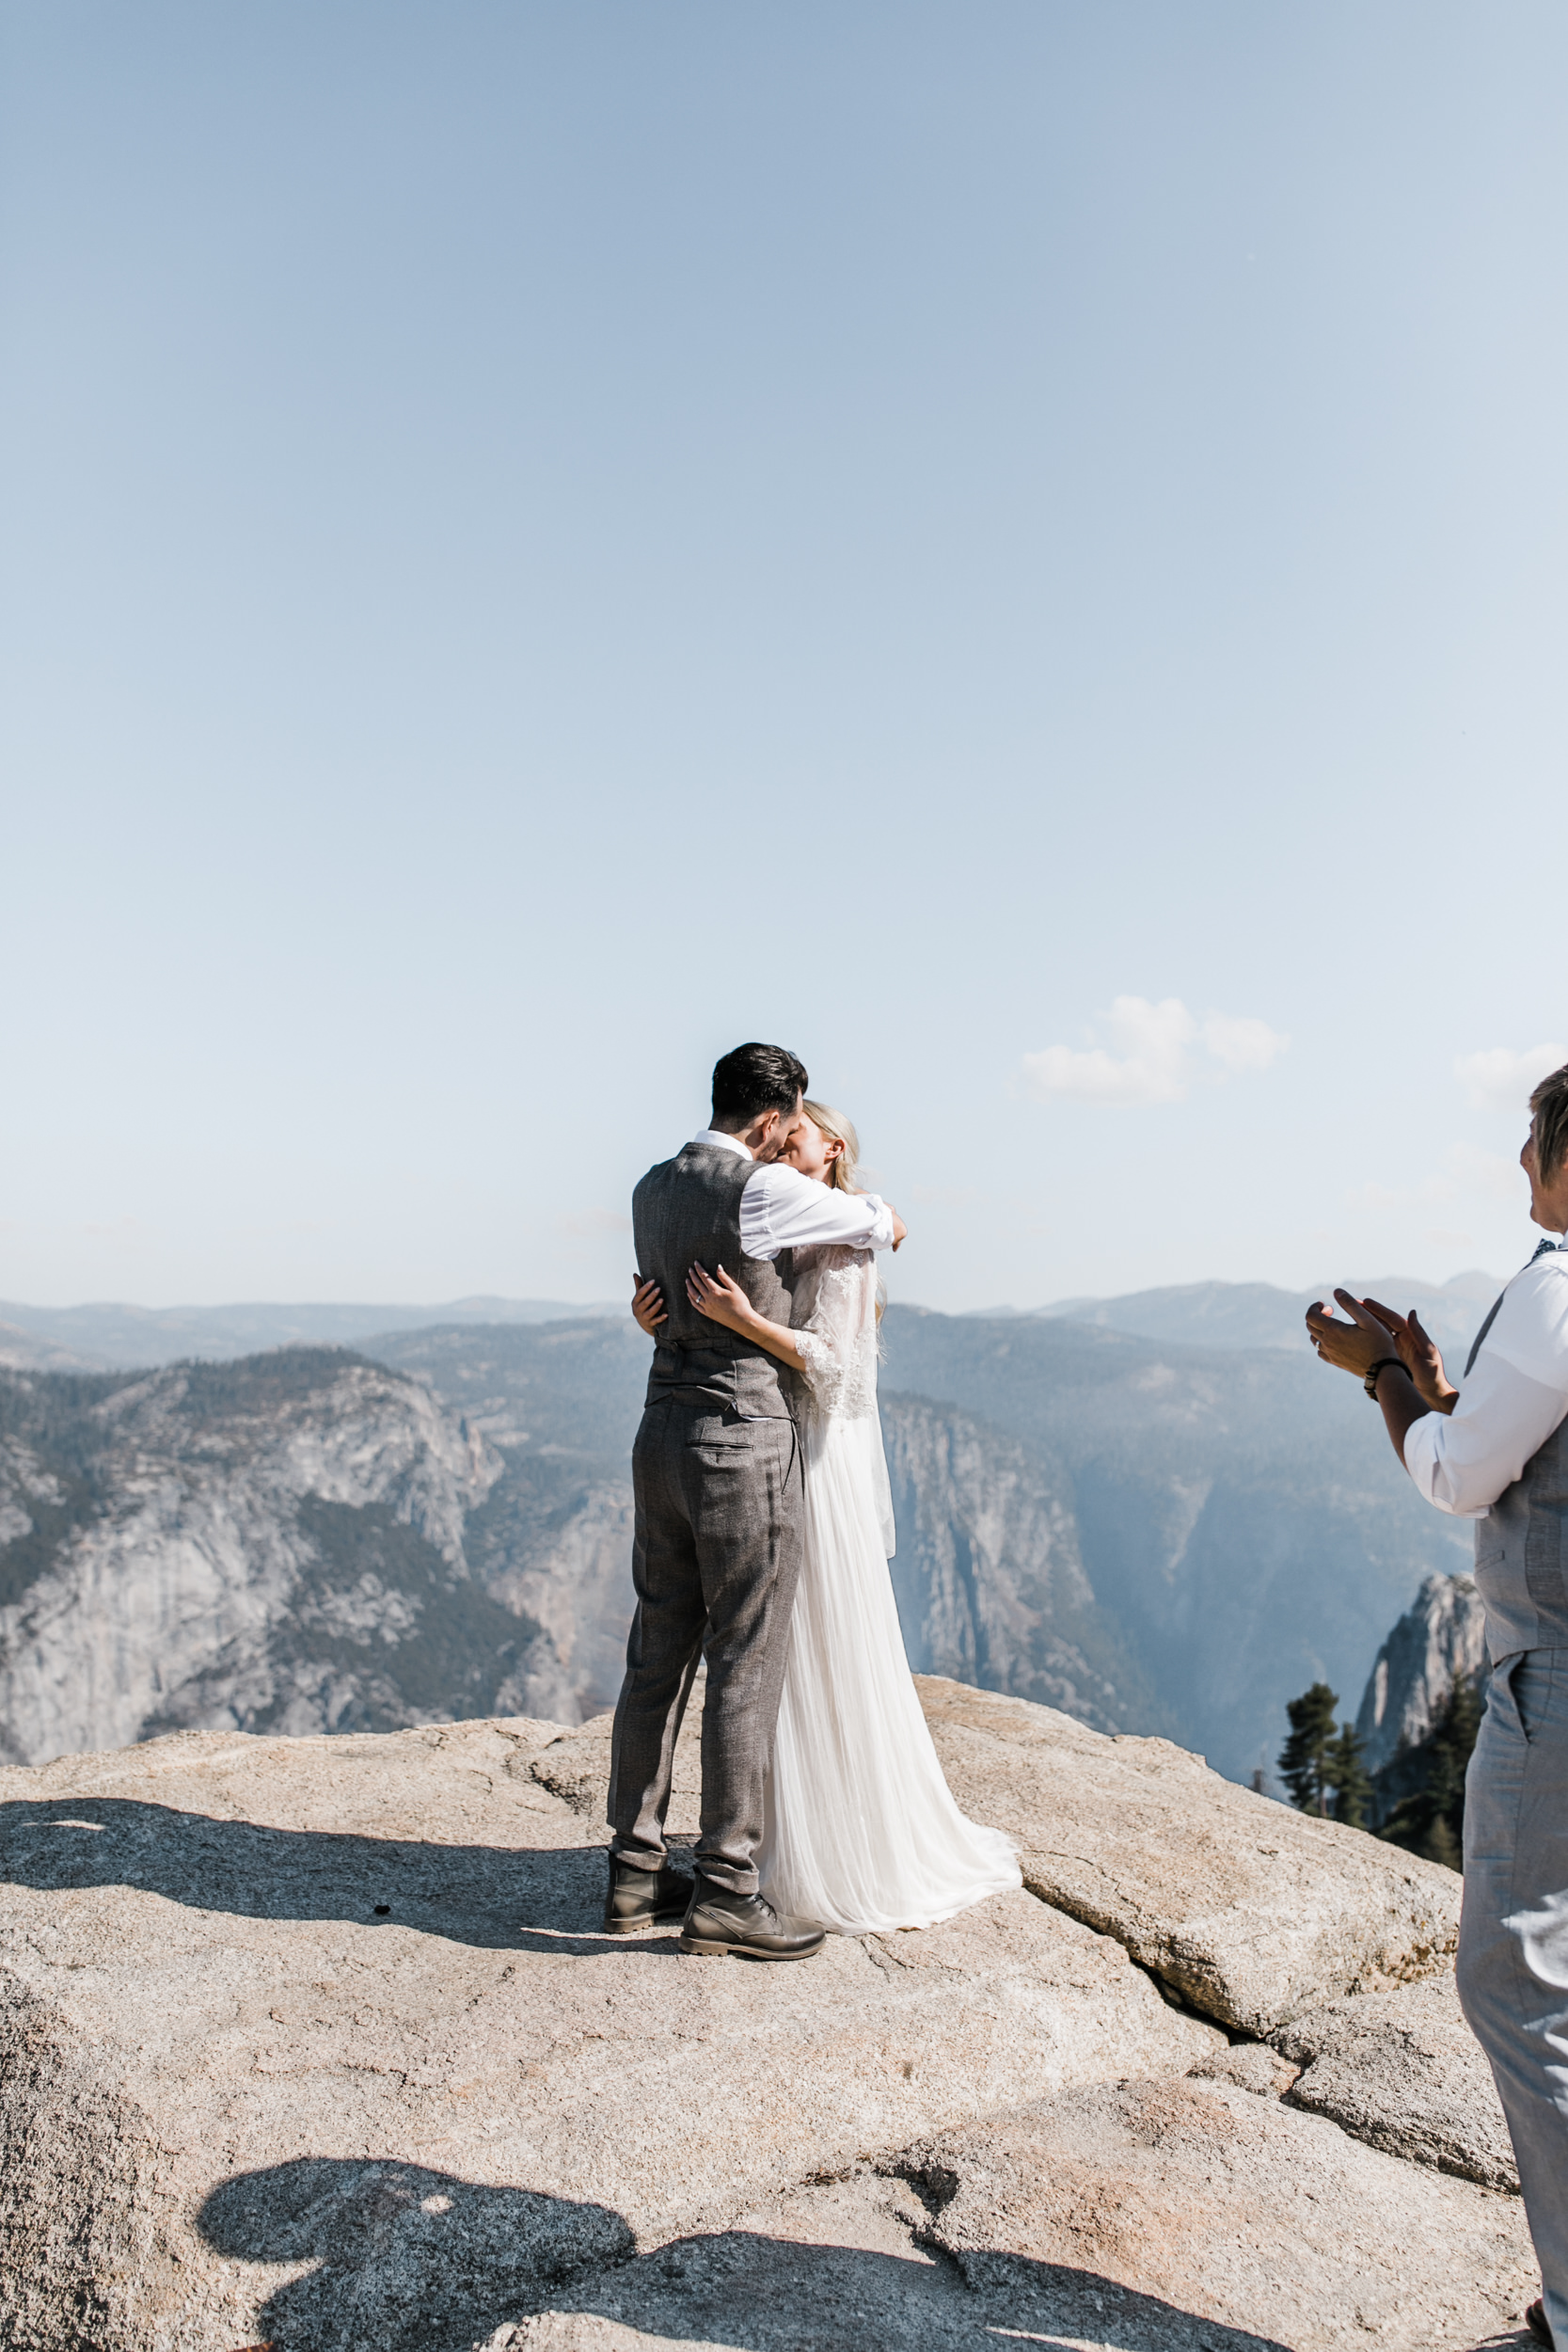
[{"left": 790, "top": 1244, "right": 880, "bottom": 1423}]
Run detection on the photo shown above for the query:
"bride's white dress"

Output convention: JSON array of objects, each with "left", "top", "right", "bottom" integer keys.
[{"left": 757, "top": 1243, "right": 1022, "bottom": 1933}]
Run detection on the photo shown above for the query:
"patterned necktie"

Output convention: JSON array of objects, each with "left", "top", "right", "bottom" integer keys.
[{"left": 1530, "top": 1237, "right": 1566, "bottom": 1262}]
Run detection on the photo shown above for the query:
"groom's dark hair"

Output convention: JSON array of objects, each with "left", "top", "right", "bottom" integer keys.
[{"left": 711, "top": 1042, "right": 809, "bottom": 1129}]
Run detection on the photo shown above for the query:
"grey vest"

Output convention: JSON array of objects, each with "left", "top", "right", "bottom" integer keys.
[
  {"left": 633, "top": 1143, "right": 798, "bottom": 1416},
  {"left": 1465, "top": 1283, "right": 1568, "bottom": 1660}
]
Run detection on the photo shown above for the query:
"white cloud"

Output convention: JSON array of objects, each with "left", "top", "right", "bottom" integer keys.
[
  {"left": 1202, "top": 1012, "right": 1290, "bottom": 1073},
  {"left": 1022, "top": 996, "right": 1287, "bottom": 1108},
  {"left": 1454, "top": 1042, "right": 1567, "bottom": 1113},
  {"left": 1022, "top": 996, "right": 1194, "bottom": 1106}
]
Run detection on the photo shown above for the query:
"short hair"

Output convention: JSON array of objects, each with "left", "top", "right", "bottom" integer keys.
[
  {"left": 1530, "top": 1062, "right": 1568, "bottom": 1183},
  {"left": 710, "top": 1041, "right": 809, "bottom": 1127}
]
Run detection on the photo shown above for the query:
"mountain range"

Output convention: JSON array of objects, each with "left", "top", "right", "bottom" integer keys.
[
  {"left": 0, "top": 1295, "right": 625, "bottom": 1372},
  {"left": 0, "top": 1267, "right": 1506, "bottom": 1374},
  {"left": 1033, "top": 1270, "right": 1503, "bottom": 1360},
  {"left": 0, "top": 1280, "right": 1489, "bottom": 1781}
]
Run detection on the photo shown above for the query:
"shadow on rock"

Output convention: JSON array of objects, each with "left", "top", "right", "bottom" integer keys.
[
  {"left": 0, "top": 1798, "right": 652, "bottom": 1950},
  {"left": 529, "top": 2228, "right": 1294, "bottom": 2352},
  {"left": 198, "top": 2157, "right": 632, "bottom": 2351},
  {"left": 198, "top": 2160, "right": 1293, "bottom": 2352}
]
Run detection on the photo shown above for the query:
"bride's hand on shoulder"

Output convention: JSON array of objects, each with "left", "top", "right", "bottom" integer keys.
[
  {"left": 630, "top": 1276, "right": 667, "bottom": 1336},
  {"left": 686, "top": 1261, "right": 753, "bottom": 1334}
]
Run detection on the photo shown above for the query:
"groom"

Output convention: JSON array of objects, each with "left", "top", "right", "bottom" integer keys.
[{"left": 605, "top": 1041, "right": 903, "bottom": 1959}]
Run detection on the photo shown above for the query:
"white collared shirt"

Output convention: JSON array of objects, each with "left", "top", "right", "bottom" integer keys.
[
  {"left": 1402, "top": 1248, "right": 1568, "bottom": 1517},
  {"left": 690, "top": 1129, "right": 896, "bottom": 1260}
]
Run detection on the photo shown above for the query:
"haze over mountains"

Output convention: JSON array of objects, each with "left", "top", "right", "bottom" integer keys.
[
  {"left": 0, "top": 1275, "right": 1492, "bottom": 1784},
  {"left": 0, "top": 1295, "right": 624, "bottom": 1372},
  {"left": 1035, "top": 1271, "right": 1502, "bottom": 1360},
  {"left": 0, "top": 1269, "right": 1504, "bottom": 1373}
]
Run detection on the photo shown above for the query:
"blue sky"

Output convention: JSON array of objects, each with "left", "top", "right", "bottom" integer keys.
[{"left": 4, "top": 2, "right": 1565, "bottom": 1312}]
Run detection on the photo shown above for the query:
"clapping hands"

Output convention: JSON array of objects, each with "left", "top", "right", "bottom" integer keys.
[
  {"left": 1304, "top": 1290, "right": 1457, "bottom": 1410},
  {"left": 1359, "top": 1295, "right": 1455, "bottom": 1407}
]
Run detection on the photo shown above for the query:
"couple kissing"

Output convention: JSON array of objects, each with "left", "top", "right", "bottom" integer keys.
[{"left": 604, "top": 1040, "right": 1019, "bottom": 1960}]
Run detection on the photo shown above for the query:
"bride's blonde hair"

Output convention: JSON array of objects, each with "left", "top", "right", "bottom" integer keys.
[
  {"left": 801, "top": 1099, "right": 861, "bottom": 1192},
  {"left": 804, "top": 1099, "right": 885, "bottom": 1329}
]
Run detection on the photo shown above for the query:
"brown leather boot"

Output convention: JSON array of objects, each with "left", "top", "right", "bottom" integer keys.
[
  {"left": 678, "top": 1874, "right": 826, "bottom": 1961},
  {"left": 603, "top": 1855, "right": 691, "bottom": 1934}
]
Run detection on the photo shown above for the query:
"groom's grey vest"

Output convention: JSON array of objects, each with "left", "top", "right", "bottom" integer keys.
[
  {"left": 634, "top": 1143, "right": 798, "bottom": 1416},
  {"left": 1465, "top": 1282, "right": 1568, "bottom": 1661}
]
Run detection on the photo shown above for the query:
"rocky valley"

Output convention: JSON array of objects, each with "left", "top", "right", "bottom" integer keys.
[{"left": 0, "top": 1298, "right": 1479, "bottom": 1779}]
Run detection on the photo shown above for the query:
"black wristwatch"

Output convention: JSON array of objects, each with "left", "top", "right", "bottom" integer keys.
[{"left": 1364, "top": 1356, "right": 1403, "bottom": 1399}]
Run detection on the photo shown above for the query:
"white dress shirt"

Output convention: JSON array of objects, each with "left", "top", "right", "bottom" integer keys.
[
  {"left": 690, "top": 1129, "right": 896, "bottom": 1260},
  {"left": 1402, "top": 1248, "right": 1568, "bottom": 1517}
]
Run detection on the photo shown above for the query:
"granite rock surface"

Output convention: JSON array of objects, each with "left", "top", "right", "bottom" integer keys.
[
  {"left": 0, "top": 1679, "right": 1530, "bottom": 2352},
  {"left": 1273, "top": 1969, "right": 1517, "bottom": 2189},
  {"left": 899, "top": 2074, "right": 1531, "bottom": 2352},
  {"left": 0, "top": 1693, "right": 1215, "bottom": 2351},
  {"left": 919, "top": 1676, "right": 1461, "bottom": 2031}
]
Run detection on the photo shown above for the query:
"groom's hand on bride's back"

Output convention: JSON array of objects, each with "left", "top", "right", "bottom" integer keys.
[
  {"left": 890, "top": 1209, "right": 907, "bottom": 1250},
  {"left": 630, "top": 1276, "right": 667, "bottom": 1335}
]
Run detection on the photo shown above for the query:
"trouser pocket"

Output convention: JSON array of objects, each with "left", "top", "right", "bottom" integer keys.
[{"left": 1508, "top": 1650, "right": 1567, "bottom": 1745}]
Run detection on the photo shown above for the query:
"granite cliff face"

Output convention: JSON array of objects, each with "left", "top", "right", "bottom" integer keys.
[
  {"left": 882, "top": 1395, "right": 1158, "bottom": 1735},
  {"left": 0, "top": 1332, "right": 1158, "bottom": 1767},
  {"left": 0, "top": 1351, "right": 515, "bottom": 1763},
  {"left": 1355, "top": 1572, "right": 1490, "bottom": 1777}
]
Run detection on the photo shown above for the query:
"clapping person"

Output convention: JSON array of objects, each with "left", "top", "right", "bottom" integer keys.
[{"left": 1307, "top": 1061, "right": 1568, "bottom": 2352}]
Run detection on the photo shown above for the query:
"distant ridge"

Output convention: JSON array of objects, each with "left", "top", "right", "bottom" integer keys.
[
  {"left": 0, "top": 1295, "right": 625, "bottom": 1372},
  {"left": 1028, "top": 1272, "right": 1505, "bottom": 1361},
  {"left": 4, "top": 1270, "right": 1516, "bottom": 1374}
]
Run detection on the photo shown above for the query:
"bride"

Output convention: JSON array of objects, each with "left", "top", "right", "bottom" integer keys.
[{"left": 635, "top": 1101, "right": 1020, "bottom": 1935}]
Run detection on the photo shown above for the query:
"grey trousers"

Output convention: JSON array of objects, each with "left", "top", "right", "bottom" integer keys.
[
  {"left": 608, "top": 1396, "right": 804, "bottom": 1896},
  {"left": 1459, "top": 1647, "right": 1568, "bottom": 2343}
]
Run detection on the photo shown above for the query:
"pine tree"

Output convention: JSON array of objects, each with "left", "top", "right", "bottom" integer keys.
[
  {"left": 1327, "top": 1722, "right": 1373, "bottom": 1828},
  {"left": 1424, "top": 1816, "right": 1462, "bottom": 1872},
  {"left": 1424, "top": 1673, "right": 1481, "bottom": 1844},
  {"left": 1279, "top": 1682, "right": 1340, "bottom": 1814},
  {"left": 1377, "top": 1673, "right": 1482, "bottom": 1873}
]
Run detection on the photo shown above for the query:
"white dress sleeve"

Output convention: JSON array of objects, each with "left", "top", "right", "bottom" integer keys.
[
  {"left": 792, "top": 1248, "right": 878, "bottom": 1419},
  {"left": 790, "top": 1248, "right": 896, "bottom": 1556}
]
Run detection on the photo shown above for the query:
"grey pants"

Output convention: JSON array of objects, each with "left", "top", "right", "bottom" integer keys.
[
  {"left": 1459, "top": 1647, "right": 1568, "bottom": 2342},
  {"left": 608, "top": 1396, "right": 804, "bottom": 1896}
]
